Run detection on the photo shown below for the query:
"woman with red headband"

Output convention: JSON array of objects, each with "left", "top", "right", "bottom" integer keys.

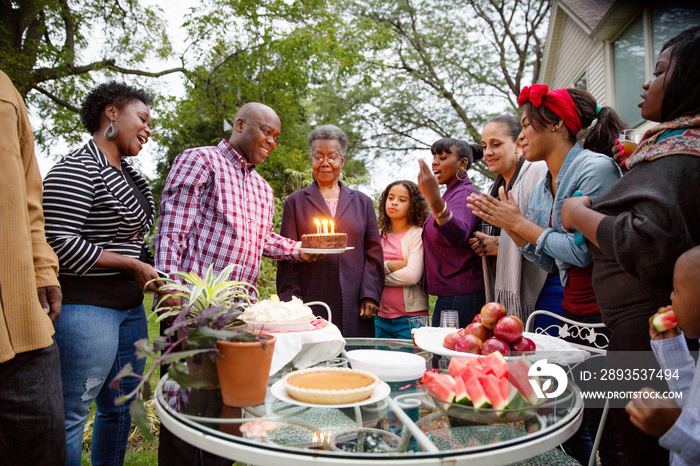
[{"left": 467, "top": 85, "right": 625, "bottom": 465}]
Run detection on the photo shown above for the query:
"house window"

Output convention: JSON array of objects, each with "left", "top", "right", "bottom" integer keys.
[
  {"left": 575, "top": 73, "right": 587, "bottom": 90},
  {"left": 652, "top": 7, "right": 700, "bottom": 62},
  {"left": 613, "top": 7, "right": 700, "bottom": 127},
  {"left": 613, "top": 15, "right": 646, "bottom": 127}
]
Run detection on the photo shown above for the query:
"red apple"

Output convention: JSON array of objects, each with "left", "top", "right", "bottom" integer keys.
[
  {"left": 510, "top": 336, "right": 536, "bottom": 354},
  {"left": 443, "top": 332, "right": 462, "bottom": 350},
  {"left": 493, "top": 316, "right": 524, "bottom": 343},
  {"left": 465, "top": 322, "right": 490, "bottom": 342},
  {"left": 482, "top": 337, "right": 510, "bottom": 356},
  {"left": 455, "top": 334, "right": 483, "bottom": 354},
  {"left": 480, "top": 302, "right": 507, "bottom": 329},
  {"left": 472, "top": 313, "right": 483, "bottom": 324},
  {"left": 457, "top": 327, "right": 469, "bottom": 337}
]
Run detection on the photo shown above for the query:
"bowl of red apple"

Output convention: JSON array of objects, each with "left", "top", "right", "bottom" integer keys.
[{"left": 442, "top": 302, "right": 537, "bottom": 357}]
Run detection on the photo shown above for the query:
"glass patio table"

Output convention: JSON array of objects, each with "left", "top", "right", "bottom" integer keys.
[{"left": 155, "top": 338, "right": 583, "bottom": 465}]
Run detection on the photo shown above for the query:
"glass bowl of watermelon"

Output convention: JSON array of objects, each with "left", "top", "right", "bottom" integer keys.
[{"left": 421, "top": 352, "right": 546, "bottom": 424}]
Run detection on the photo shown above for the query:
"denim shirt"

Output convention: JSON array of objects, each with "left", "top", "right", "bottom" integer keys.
[{"left": 519, "top": 143, "right": 621, "bottom": 286}]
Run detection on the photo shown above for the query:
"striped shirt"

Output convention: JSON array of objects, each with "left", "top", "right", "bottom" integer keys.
[
  {"left": 155, "top": 139, "right": 300, "bottom": 293},
  {"left": 653, "top": 335, "right": 700, "bottom": 466},
  {"left": 0, "top": 71, "right": 60, "bottom": 363},
  {"left": 43, "top": 141, "right": 155, "bottom": 277}
]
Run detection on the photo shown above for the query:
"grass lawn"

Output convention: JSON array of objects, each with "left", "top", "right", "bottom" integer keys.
[{"left": 81, "top": 293, "right": 159, "bottom": 466}]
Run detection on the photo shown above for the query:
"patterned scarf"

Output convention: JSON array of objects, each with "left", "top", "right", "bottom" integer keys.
[{"left": 624, "top": 114, "right": 700, "bottom": 170}]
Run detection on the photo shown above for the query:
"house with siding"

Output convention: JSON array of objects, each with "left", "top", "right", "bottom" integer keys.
[{"left": 538, "top": 0, "right": 700, "bottom": 129}]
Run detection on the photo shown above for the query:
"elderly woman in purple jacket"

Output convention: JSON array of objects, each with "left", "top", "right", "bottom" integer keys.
[
  {"left": 277, "top": 125, "right": 384, "bottom": 337},
  {"left": 417, "top": 138, "right": 485, "bottom": 327}
]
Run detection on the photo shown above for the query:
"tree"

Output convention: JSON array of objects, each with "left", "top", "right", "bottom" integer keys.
[
  {"left": 152, "top": 0, "right": 370, "bottom": 200},
  {"left": 314, "top": 0, "right": 551, "bottom": 179},
  {"left": 0, "top": 0, "right": 182, "bottom": 149}
]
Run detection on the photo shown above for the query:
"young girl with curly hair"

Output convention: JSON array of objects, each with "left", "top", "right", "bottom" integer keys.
[{"left": 375, "top": 180, "right": 430, "bottom": 339}]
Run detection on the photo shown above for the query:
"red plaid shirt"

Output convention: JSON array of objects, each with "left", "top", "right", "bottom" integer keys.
[{"left": 155, "top": 140, "right": 300, "bottom": 294}]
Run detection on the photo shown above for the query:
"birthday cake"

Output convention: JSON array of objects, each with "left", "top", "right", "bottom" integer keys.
[
  {"left": 301, "top": 233, "right": 347, "bottom": 249},
  {"left": 239, "top": 295, "right": 318, "bottom": 331}
]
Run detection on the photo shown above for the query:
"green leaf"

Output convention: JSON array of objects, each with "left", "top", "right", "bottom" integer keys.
[
  {"left": 129, "top": 400, "right": 155, "bottom": 441},
  {"left": 168, "top": 364, "right": 214, "bottom": 389},
  {"left": 134, "top": 338, "right": 155, "bottom": 359},
  {"left": 111, "top": 363, "right": 135, "bottom": 384},
  {"left": 159, "top": 348, "right": 214, "bottom": 365}
]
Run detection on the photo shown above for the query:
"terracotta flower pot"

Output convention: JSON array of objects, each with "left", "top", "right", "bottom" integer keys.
[
  {"left": 215, "top": 334, "right": 276, "bottom": 407},
  {"left": 180, "top": 320, "right": 248, "bottom": 390}
]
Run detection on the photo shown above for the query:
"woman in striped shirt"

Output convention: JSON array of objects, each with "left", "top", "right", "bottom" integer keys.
[{"left": 43, "top": 81, "right": 162, "bottom": 466}]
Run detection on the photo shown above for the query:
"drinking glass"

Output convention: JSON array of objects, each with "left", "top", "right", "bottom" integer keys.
[
  {"left": 479, "top": 219, "right": 498, "bottom": 237},
  {"left": 439, "top": 310, "right": 459, "bottom": 329},
  {"left": 408, "top": 315, "right": 430, "bottom": 345},
  {"left": 619, "top": 129, "right": 644, "bottom": 157}
]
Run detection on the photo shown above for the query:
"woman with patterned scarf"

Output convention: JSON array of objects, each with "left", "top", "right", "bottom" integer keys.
[{"left": 562, "top": 26, "right": 700, "bottom": 465}]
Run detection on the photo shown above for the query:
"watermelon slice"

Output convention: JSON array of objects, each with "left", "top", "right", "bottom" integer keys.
[
  {"left": 447, "top": 357, "right": 473, "bottom": 379},
  {"left": 499, "top": 376, "right": 509, "bottom": 401},
  {"left": 422, "top": 372, "right": 456, "bottom": 403},
  {"left": 652, "top": 310, "right": 677, "bottom": 332},
  {"left": 467, "top": 362, "right": 487, "bottom": 376},
  {"left": 480, "top": 351, "right": 508, "bottom": 378},
  {"left": 461, "top": 369, "right": 490, "bottom": 408},
  {"left": 477, "top": 374, "right": 508, "bottom": 410},
  {"left": 508, "top": 356, "right": 540, "bottom": 405},
  {"left": 506, "top": 383, "right": 529, "bottom": 410},
  {"left": 454, "top": 373, "right": 472, "bottom": 406}
]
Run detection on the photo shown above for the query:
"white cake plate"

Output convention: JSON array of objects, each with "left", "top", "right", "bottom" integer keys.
[{"left": 298, "top": 247, "right": 354, "bottom": 254}]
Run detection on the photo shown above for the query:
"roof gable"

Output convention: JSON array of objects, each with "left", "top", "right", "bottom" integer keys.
[{"left": 559, "top": 0, "right": 615, "bottom": 33}]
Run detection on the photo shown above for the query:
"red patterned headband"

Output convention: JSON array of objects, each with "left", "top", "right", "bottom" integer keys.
[{"left": 518, "top": 84, "right": 582, "bottom": 134}]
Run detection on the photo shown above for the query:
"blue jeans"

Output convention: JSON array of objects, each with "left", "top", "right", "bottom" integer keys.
[
  {"left": 0, "top": 342, "right": 66, "bottom": 466},
  {"left": 374, "top": 316, "right": 412, "bottom": 340},
  {"left": 54, "top": 304, "right": 147, "bottom": 466},
  {"left": 533, "top": 274, "right": 565, "bottom": 336},
  {"left": 432, "top": 291, "right": 486, "bottom": 329}
]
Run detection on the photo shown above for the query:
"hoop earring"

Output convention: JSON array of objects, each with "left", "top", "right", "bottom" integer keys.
[
  {"left": 105, "top": 121, "right": 118, "bottom": 140},
  {"left": 456, "top": 166, "right": 468, "bottom": 181}
]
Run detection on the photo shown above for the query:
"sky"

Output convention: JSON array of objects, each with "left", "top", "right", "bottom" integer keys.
[{"left": 31, "top": 0, "right": 451, "bottom": 198}]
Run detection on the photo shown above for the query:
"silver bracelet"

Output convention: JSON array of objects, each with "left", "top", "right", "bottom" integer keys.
[{"left": 436, "top": 203, "right": 449, "bottom": 218}]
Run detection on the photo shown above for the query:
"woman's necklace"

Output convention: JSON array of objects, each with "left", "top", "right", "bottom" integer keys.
[{"left": 94, "top": 141, "right": 122, "bottom": 171}]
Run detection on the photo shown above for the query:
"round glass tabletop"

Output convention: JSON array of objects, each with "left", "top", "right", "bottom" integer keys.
[{"left": 156, "top": 338, "right": 583, "bottom": 465}]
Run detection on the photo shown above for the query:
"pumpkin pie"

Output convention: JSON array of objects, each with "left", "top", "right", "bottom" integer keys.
[{"left": 283, "top": 367, "right": 380, "bottom": 404}]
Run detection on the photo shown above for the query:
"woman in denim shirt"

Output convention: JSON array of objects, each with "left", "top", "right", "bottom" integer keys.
[
  {"left": 468, "top": 86, "right": 625, "bottom": 465},
  {"left": 468, "top": 87, "right": 622, "bottom": 313}
]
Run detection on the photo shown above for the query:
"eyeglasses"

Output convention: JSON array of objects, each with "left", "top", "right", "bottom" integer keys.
[{"left": 312, "top": 154, "right": 341, "bottom": 164}]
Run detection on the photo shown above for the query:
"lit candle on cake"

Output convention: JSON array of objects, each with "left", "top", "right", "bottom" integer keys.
[{"left": 301, "top": 218, "right": 347, "bottom": 249}]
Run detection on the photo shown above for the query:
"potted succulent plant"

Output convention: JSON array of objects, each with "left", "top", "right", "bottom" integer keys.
[{"left": 111, "top": 264, "right": 276, "bottom": 437}]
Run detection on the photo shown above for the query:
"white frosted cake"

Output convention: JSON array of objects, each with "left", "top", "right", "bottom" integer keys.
[{"left": 239, "top": 295, "right": 317, "bottom": 331}]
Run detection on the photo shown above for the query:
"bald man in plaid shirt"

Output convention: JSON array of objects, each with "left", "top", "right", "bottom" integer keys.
[
  {"left": 156, "top": 102, "right": 320, "bottom": 300},
  {"left": 155, "top": 102, "right": 320, "bottom": 465}
]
